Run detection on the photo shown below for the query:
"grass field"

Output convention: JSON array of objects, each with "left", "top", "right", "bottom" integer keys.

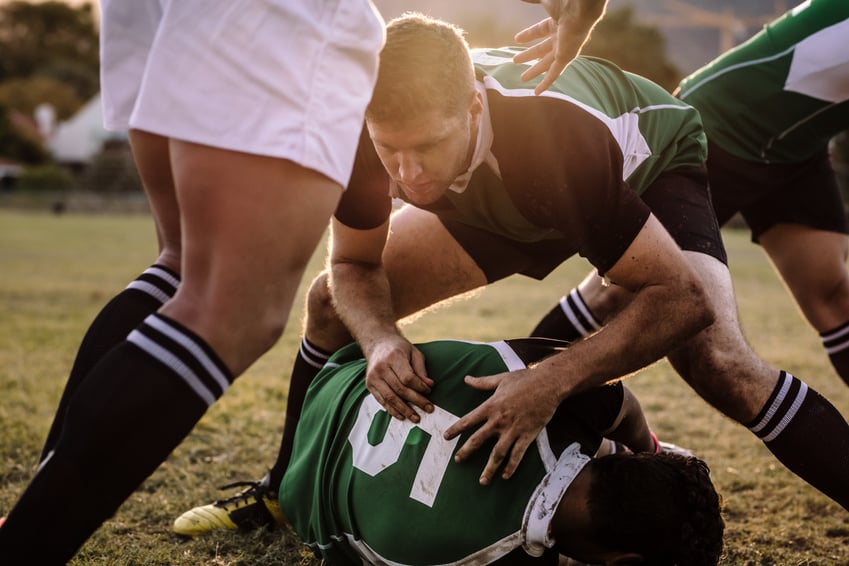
[{"left": 2, "top": 209, "right": 849, "bottom": 565}]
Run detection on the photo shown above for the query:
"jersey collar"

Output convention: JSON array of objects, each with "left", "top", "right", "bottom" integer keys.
[
  {"left": 448, "top": 81, "right": 500, "bottom": 194},
  {"left": 522, "top": 442, "right": 591, "bottom": 556}
]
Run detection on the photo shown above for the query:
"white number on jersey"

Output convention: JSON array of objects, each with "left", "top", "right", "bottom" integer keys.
[{"left": 348, "top": 395, "right": 460, "bottom": 507}]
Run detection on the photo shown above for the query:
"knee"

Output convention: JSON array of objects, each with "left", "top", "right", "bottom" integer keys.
[
  {"left": 305, "top": 271, "right": 336, "bottom": 325},
  {"left": 304, "top": 271, "right": 351, "bottom": 347},
  {"left": 668, "top": 337, "right": 767, "bottom": 423}
]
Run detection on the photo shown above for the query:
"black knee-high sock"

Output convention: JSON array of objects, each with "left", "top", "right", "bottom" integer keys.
[
  {"left": 40, "top": 265, "right": 180, "bottom": 461},
  {"left": 820, "top": 320, "right": 849, "bottom": 387},
  {"left": 0, "top": 313, "right": 232, "bottom": 564},
  {"left": 747, "top": 371, "right": 849, "bottom": 510},
  {"left": 530, "top": 288, "right": 601, "bottom": 342},
  {"left": 267, "top": 336, "right": 333, "bottom": 490}
]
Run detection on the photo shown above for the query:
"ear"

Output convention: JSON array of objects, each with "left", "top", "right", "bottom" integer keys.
[{"left": 469, "top": 91, "right": 484, "bottom": 119}]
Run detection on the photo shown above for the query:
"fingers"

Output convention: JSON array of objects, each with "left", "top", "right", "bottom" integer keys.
[
  {"left": 519, "top": 52, "right": 554, "bottom": 83},
  {"left": 410, "top": 347, "right": 434, "bottom": 389},
  {"left": 462, "top": 373, "right": 502, "bottom": 391},
  {"left": 446, "top": 413, "right": 534, "bottom": 485},
  {"left": 472, "top": 434, "right": 534, "bottom": 485},
  {"left": 513, "top": 16, "right": 556, "bottom": 44},
  {"left": 366, "top": 368, "right": 433, "bottom": 422},
  {"left": 533, "top": 58, "right": 568, "bottom": 95},
  {"left": 443, "top": 374, "right": 503, "bottom": 438},
  {"left": 514, "top": 36, "right": 554, "bottom": 65},
  {"left": 371, "top": 385, "right": 420, "bottom": 422},
  {"left": 444, "top": 401, "right": 484, "bottom": 441},
  {"left": 498, "top": 436, "right": 533, "bottom": 480}
]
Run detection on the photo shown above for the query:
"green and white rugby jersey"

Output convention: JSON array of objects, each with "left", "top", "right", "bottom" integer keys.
[
  {"left": 678, "top": 0, "right": 849, "bottom": 163},
  {"left": 472, "top": 47, "right": 706, "bottom": 194},
  {"left": 279, "top": 339, "right": 621, "bottom": 565}
]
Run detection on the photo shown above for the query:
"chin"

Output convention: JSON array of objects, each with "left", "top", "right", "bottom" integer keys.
[{"left": 400, "top": 186, "right": 444, "bottom": 206}]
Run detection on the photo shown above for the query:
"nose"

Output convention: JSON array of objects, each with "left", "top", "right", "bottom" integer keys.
[{"left": 396, "top": 152, "right": 423, "bottom": 184}]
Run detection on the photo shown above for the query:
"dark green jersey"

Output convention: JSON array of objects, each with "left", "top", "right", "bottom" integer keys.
[
  {"left": 279, "top": 339, "right": 623, "bottom": 565},
  {"left": 678, "top": 0, "right": 849, "bottom": 163},
  {"left": 472, "top": 48, "right": 706, "bottom": 194}
]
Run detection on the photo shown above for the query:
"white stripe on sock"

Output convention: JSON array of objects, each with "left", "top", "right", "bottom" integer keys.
[
  {"left": 126, "top": 280, "right": 171, "bottom": 304},
  {"left": 763, "top": 380, "right": 807, "bottom": 443},
  {"left": 145, "top": 315, "right": 230, "bottom": 392},
  {"left": 748, "top": 372, "right": 792, "bottom": 435},
  {"left": 300, "top": 339, "right": 330, "bottom": 369},
  {"left": 128, "top": 329, "right": 217, "bottom": 406}
]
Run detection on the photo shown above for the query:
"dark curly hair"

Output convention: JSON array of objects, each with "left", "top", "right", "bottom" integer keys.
[{"left": 584, "top": 451, "right": 724, "bottom": 565}]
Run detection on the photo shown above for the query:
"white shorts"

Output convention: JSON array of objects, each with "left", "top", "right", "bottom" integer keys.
[{"left": 99, "top": 0, "right": 385, "bottom": 186}]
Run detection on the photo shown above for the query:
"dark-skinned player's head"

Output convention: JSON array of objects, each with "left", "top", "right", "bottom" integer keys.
[{"left": 554, "top": 452, "right": 724, "bottom": 565}]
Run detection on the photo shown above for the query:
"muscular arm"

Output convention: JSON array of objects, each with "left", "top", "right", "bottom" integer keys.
[
  {"left": 329, "top": 217, "right": 433, "bottom": 422},
  {"left": 444, "top": 214, "right": 714, "bottom": 483}
]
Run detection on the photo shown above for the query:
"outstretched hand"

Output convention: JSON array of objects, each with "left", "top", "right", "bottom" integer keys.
[
  {"left": 514, "top": 0, "right": 607, "bottom": 95},
  {"left": 443, "top": 368, "right": 560, "bottom": 485},
  {"left": 364, "top": 335, "right": 434, "bottom": 422}
]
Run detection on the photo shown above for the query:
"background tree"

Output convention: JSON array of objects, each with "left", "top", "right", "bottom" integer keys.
[
  {"left": 0, "top": 1, "right": 99, "bottom": 114},
  {"left": 582, "top": 6, "right": 681, "bottom": 91},
  {"left": 0, "top": 75, "right": 81, "bottom": 121},
  {"left": 0, "top": 103, "right": 47, "bottom": 164}
]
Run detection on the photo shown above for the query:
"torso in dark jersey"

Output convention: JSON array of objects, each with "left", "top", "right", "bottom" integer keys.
[{"left": 336, "top": 50, "right": 706, "bottom": 274}]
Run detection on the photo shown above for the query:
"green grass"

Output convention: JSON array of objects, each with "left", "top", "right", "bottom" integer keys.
[{"left": 1, "top": 209, "right": 849, "bottom": 565}]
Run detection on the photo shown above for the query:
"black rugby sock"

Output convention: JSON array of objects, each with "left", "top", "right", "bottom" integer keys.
[
  {"left": 820, "top": 320, "right": 849, "bottom": 387},
  {"left": 530, "top": 288, "right": 601, "bottom": 342},
  {"left": 40, "top": 265, "right": 180, "bottom": 461},
  {"left": 0, "top": 314, "right": 232, "bottom": 564},
  {"left": 268, "top": 336, "right": 333, "bottom": 489},
  {"left": 747, "top": 371, "right": 849, "bottom": 511}
]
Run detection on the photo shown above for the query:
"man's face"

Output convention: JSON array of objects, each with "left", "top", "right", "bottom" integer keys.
[{"left": 367, "top": 96, "right": 481, "bottom": 206}]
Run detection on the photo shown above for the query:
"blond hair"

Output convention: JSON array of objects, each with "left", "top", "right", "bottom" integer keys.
[{"left": 366, "top": 13, "right": 476, "bottom": 124}]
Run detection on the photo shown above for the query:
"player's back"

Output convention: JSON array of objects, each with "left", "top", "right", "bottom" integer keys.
[{"left": 280, "top": 340, "right": 597, "bottom": 565}]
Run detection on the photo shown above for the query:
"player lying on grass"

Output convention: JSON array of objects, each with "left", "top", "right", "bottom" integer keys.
[{"left": 273, "top": 338, "right": 724, "bottom": 565}]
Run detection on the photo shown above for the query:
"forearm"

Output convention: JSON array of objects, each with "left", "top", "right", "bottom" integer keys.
[
  {"left": 330, "top": 260, "right": 402, "bottom": 356},
  {"left": 536, "top": 277, "right": 713, "bottom": 399},
  {"left": 330, "top": 259, "right": 434, "bottom": 419}
]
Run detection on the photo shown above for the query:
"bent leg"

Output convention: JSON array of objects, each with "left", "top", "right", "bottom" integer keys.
[
  {"left": 761, "top": 224, "right": 849, "bottom": 385},
  {"left": 667, "top": 252, "right": 849, "bottom": 510},
  {"left": 39, "top": 131, "right": 182, "bottom": 462},
  {"left": 0, "top": 141, "right": 342, "bottom": 561}
]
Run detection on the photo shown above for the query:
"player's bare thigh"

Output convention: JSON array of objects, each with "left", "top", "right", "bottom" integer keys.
[
  {"left": 383, "top": 205, "right": 488, "bottom": 319},
  {"left": 760, "top": 223, "right": 849, "bottom": 331},
  {"left": 128, "top": 130, "right": 181, "bottom": 269},
  {"left": 160, "top": 141, "right": 341, "bottom": 375}
]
